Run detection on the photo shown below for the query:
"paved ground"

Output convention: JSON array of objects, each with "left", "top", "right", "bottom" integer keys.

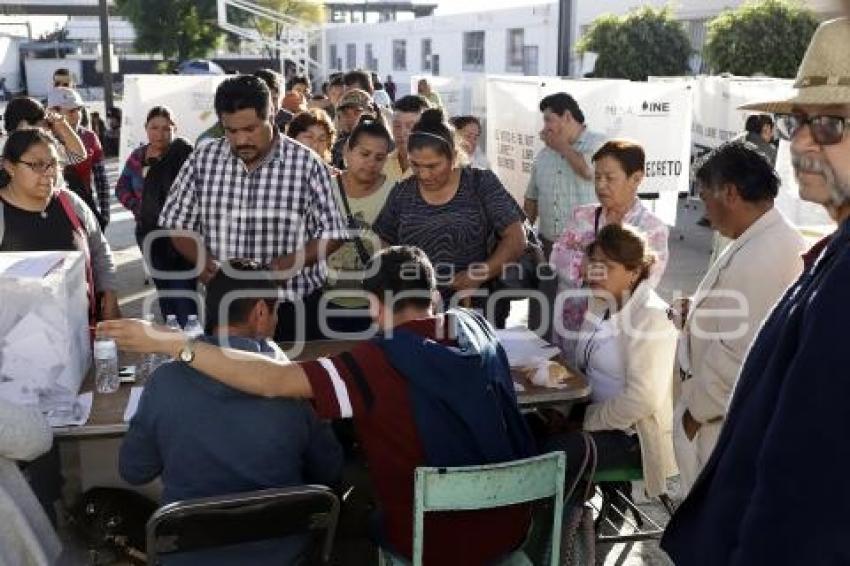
[{"left": 61, "top": 159, "right": 715, "bottom": 564}]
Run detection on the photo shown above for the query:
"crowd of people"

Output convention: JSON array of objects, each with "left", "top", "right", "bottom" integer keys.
[{"left": 2, "top": 15, "right": 850, "bottom": 565}]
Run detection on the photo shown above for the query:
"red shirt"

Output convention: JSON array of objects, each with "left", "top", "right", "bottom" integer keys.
[
  {"left": 70, "top": 128, "right": 104, "bottom": 190},
  {"left": 300, "top": 317, "right": 530, "bottom": 564}
]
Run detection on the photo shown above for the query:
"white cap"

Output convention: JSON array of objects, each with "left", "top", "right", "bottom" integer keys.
[{"left": 47, "top": 87, "right": 84, "bottom": 110}]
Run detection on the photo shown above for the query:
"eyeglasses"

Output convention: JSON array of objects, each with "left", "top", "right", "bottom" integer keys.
[
  {"left": 776, "top": 113, "right": 848, "bottom": 146},
  {"left": 19, "top": 160, "right": 60, "bottom": 174},
  {"left": 54, "top": 81, "right": 70, "bottom": 87}
]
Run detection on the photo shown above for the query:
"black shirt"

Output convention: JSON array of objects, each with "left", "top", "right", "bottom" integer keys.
[
  {"left": 0, "top": 195, "right": 77, "bottom": 252},
  {"left": 373, "top": 167, "right": 523, "bottom": 284}
]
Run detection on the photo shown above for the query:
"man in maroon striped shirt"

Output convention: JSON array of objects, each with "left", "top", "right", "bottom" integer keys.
[{"left": 103, "top": 245, "right": 534, "bottom": 565}]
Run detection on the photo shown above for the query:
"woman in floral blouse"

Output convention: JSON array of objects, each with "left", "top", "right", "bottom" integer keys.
[{"left": 550, "top": 139, "right": 669, "bottom": 360}]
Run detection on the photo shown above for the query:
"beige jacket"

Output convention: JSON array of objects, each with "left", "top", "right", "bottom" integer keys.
[
  {"left": 679, "top": 207, "right": 806, "bottom": 424},
  {"left": 0, "top": 401, "right": 62, "bottom": 566},
  {"left": 583, "top": 282, "right": 679, "bottom": 497}
]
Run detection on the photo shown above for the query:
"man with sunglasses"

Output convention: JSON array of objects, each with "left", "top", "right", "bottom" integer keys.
[{"left": 662, "top": 18, "right": 850, "bottom": 565}]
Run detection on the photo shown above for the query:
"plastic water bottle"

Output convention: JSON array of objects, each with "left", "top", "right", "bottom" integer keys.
[
  {"left": 184, "top": 314, "right": 204, "bottom": 340},
  {"left": 141, "top": 314, "right": 159, "bottom": 379},
  {"left": 93, "top": 336, "right": 119, "bottom": 394},
  {"left": 165, "top": 314, "right": 182, "bottom": 361}
]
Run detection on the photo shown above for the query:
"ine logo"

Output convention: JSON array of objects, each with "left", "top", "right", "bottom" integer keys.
[{"left": 641, "top": 100, "right": 672, "bottom": 115}]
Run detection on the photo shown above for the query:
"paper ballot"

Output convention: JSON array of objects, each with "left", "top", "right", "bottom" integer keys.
[{"left": 495, "top": 327, "right": 561, "bottom": 368}]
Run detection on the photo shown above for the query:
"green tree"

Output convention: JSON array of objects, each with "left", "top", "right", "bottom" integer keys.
[
  {"left": 576, "top": 7, "right": 692, "bottom": 81},
  {"left": 703, "top": 0, "right": 818, "bottom": 78},
  {"left": 228, "top": 0, "right": 324, "bottom": 61},
  {"left": 117, "top": 0, "right": 323, "bottom": 63},
  {"left": 115, "top": 0, "right": 221, "bottom": 61}
]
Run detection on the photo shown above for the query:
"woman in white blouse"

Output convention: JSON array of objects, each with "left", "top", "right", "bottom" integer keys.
[
  {"left": 545, "top": 223, "right": 678, "bottom": 505},
  {"left": 0, "top": 400, "right": 62, "bottom": 564}
]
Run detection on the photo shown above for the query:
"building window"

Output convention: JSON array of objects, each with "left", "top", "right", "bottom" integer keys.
[
  {"left": 346, "top": 43, "right": 357, "bottom": 69},
  {"left": 421, "top": 38, "right": 432, "bottom": 72},
  {"left": 463, "top": 31, "right": 485, "bottom": 71},
  {"left": 393, "top": 39, "right": 407, "bottom": 71},
  {"left": 329, "top": 44, "right": 338, "bottom": 70},
  {"left": 522, "top": 45, "right": 539, "bottom": 76},
  {"left": 365, "top": 43, "right": 378, "bottom": 71},
  {"left": 506, "top": 28, "right": 524, "bottom": 72}
]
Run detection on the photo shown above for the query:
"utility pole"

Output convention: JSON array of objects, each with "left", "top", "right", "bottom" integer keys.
[
  {"left": 98, "top": 0, "right": 114, "bottom": 112},
  {"left": 557, "top": 0, "right": 575, "bottom": 77}
]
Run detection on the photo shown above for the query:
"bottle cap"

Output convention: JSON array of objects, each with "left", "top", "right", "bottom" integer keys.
[{"left": 93, "top": 338, "right": 117, "bottom": 359}]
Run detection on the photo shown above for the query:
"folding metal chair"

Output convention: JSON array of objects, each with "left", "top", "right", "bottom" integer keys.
[
  {"left": 379, "top": 452, "right": 567, "bottom": 566},
  {"left": 591, "top": 467, "right": 676, "bottom": 544},
  {"left": 146, "top": 485, "right": 339, "bottom": 565}
]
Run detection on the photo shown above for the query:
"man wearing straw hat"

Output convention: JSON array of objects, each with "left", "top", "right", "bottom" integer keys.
[{"left": 662, "top": 18, "right": 850, "bottom": 564}]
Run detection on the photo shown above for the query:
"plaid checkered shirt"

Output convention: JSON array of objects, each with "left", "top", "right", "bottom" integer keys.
[{"left": 159, "top": 135, "right": 348, "bottom": 298}]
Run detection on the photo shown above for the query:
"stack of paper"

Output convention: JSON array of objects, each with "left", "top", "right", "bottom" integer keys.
[
  {"left": 124, "top": 387, "right": 144, "bottom": 422},
  {"left": 495, "top": 327, "right": 561, "bottom": 368}
]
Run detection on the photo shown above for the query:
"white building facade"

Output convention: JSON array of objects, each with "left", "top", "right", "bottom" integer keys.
[
  {"left": 323, "top": 0, "right": 841, "bottom": 93},
  {"left": 323, "top": 4, "right": 558, "bottom": 95}
]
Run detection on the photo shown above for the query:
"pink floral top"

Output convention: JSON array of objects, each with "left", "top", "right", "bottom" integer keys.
[{"left": 549, "top": 199, "right": 669, "bottom": 359}]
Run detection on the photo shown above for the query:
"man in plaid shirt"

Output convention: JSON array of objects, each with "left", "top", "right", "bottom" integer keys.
[{"left": 160, "top": 75, "right": 348, "bottom": 340}]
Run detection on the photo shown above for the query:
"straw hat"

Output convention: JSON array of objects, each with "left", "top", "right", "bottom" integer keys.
[{"left": 741, "top": 18, "right": 850, "bottom": 113}]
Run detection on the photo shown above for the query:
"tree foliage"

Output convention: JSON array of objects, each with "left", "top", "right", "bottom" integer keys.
[
  {"left": 576, "top": 7, "right": 692, "bottom": 81},
  {"left": 116, "top": 0, "right": 323, "bottom": 62},
  {"left": 229, "top": 0, "right": 324, "bottom": 60},
  {"left": 703, "top": 0, "right": 818, "bottom": 78},
  {"left": 115, "top": 0, "right": 221, "bottom": 61}
]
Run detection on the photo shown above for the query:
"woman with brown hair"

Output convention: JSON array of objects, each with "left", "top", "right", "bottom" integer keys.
[
  {"left": 115, "top": 106, "right": 195, "bottom": 324},
  {"left": 287, "top": 108, "right": 336, "bottom": 165},
  {"left": 550, "top": 139, "right": 669, "bottom": 358},
  {"left": 544, "top": 223, "right": 677, "bottom": 513}
]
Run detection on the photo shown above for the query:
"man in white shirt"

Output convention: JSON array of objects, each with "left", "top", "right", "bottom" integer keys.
[{"left": 670, "top": 141, "right": 806, "bottom": 493}]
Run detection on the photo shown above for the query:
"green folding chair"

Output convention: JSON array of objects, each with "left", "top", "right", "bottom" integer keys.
[
  {"left": 592, "top": 466, "right": 675, "bottom": 544},
  {"left": 379, "top": 452, "right": 567, "bottom": 566}
]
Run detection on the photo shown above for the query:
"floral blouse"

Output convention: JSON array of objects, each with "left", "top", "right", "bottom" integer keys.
[{"left": 549, "top": 199, "right": 669, "bottom": 359}]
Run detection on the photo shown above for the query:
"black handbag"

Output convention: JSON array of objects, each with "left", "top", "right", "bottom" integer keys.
[{"left": 468, "top": 167, "right": 549, "bottom": 291}]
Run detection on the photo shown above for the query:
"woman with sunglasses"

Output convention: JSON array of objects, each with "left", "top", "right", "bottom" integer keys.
[
  {"left": 115, "top": 106, "right": 196, "bottom": 325},
  {"left": 542, "top": 224, "right": 677, "bottom": 543},
  {"left": 0, "top": 128, "right": 119, "bottom": 319},
  {"left": 550, "top": 139, "right": 669, "bottom": 359}
]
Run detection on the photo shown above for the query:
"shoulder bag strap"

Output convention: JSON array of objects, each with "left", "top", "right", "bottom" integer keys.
[
  {"left": 336, "top": 174, "right": 374, "bottom": 266},
  {"left": 594, "top": 206, "right": 604, "bottom": 236},
  {"left": 56, "top": 190, "right": 97, "bottom": 324}
]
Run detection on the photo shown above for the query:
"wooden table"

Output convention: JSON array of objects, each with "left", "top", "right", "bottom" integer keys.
[{"left": 54, "top": 341, "right": 590, "bottom": 439}]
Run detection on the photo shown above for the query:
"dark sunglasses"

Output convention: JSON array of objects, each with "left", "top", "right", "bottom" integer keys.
[{"left": 776, "top": 113, "right": 848, "bottom": 146}]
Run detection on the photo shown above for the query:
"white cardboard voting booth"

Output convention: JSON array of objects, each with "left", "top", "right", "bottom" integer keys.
[{"left": 0, "top": 251, "right": 90, "bottom": 409}]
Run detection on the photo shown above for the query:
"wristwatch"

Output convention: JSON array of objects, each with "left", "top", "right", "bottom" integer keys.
[{"left": 177, "top": 339, "right": 196, "bottom": 364}]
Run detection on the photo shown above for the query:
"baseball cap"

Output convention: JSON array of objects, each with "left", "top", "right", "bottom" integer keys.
[
  {"left": 336, "top": 89, "right": 372, "bottom": 112},
  {"left": 47, "top": 87, "right": 84, "bottom": 110}
]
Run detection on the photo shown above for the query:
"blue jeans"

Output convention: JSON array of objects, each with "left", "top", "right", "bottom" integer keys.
[{"left": 137, "top": 227, "right": 198, "bottom": 326}]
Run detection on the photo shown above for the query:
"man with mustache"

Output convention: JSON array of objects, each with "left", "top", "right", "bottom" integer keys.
[
  {"left": 160, "top": 75, "right": 347, "bottom": 341},
  {"left": 661, "top": 18, "right": 850, "bottom": 564}
]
